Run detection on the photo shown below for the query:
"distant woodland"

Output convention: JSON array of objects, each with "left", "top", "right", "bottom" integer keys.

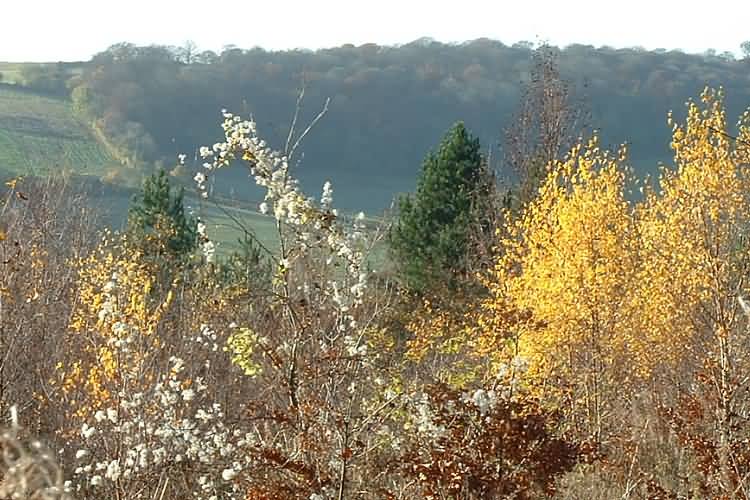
[{"left": 14, "top": 39, "right": 750, "bottom": 209}]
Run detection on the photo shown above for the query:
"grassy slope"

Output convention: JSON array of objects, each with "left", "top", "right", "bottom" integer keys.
[
  {"left": 0, "top": 78, "right": 382, "bottom": 256},
  {"left": 191, "top": 199, "right": 280, "bottom": 256},
  {"left": 0, "top": 81, "right": 277, "bottom": 252},
  {"left": 0, "top": 84, "right": 116, "bottom": 177}
]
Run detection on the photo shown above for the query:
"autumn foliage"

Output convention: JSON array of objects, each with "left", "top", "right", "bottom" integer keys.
[
  {"left": 3, "top": 86, "right": 750, "bottom": 499},
  {"left": 406, "top": 87, "right": 750, "bottom": 497}
]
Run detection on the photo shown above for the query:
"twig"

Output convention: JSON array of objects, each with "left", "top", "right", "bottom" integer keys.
[
  {"left": 707, "top": 126, "right": 750, "bottom": 147},
  {"left": 288, "top": 97, "right": 331, "bottom": 161},
  {"left": 156, "top": 476, "right": 169, "bottom": 500},
  {"left": 285, "top": 84, "right": 306, "bottom": 156}
]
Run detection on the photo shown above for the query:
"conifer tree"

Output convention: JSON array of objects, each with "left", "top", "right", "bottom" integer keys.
[
  {"left": 390, "top": 122, "right": 488, "bottom": 292},
  {"left": 127, "top": 169, "right": 197, "bottom": 259}
]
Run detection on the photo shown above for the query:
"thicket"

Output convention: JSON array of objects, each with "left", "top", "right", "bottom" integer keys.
[{"left": 4, "top": 63, "right": 750, "bottom": 498}]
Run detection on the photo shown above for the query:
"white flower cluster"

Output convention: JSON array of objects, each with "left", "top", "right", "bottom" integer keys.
[
  {"left": 343, "top": 334, "right": 367, "bottom": 358},
  {"left": 410, "top": 393, "right": 446, "bottom": 438},
  {"left": 461, "top": 388, "right": 498, "bottom": 416},
  {"left": 320, "top": 181, "right": 333, "bottom": 209},
  {"left": 197, "top": 221, "right": 216, "bottom": 264},
  {"left": 197, "top": 113, "right": 313, "bottom": 230},
  {"left": 493, "top": 355, "right": 530, "bottom": 398},
  {"left": 71, "top": 331, "right": 252, "bottom": 499},
  {"left": 97, "top": 272, "right": 119, "bottom": 324},
  {"left": 194, "top": 171, "right": 207, "bottom": 195},
  {"left": 97, "top": 271, "right": 142, "bottom": 354},
  {"left": 194, "top": 110, "right": 372, "bottom": 332}
]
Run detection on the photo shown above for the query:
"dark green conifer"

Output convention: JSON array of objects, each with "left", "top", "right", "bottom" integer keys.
[
  {"left": 127, "top": 169, "right": 197, "bottom": 259},
  {"left": 390, "top": 122, "right": 488, "bottom": 292}
]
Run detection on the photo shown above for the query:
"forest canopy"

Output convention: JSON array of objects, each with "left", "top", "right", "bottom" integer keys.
[{"left": 22, "top": 39, "right": 750, "bottom": 209}]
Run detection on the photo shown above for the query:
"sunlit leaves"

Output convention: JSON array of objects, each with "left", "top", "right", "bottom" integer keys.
[
  {"left": 225, "top": 326, "right": 262, "bottom": 377},
  {"left": 60, "top": 237, "right": 173, "bottom": 414},
  {"left": 635, "top": 87, "right": 750, "bottom": 375},
  {"left": 481, "top": 136, "right": 636, "bottom": 383},
  {"left": 465, "top": 88, "right": 750, "bottom": 443}
]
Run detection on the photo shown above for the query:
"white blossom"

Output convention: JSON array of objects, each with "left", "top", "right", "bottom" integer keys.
[
  {"left": 81, "top": 423, "right": 96, "bottom": 439},
  {"left": 107, "top": 408, "right": 118, "bottom": 424},
  {"left": 201, "top": 240, "right": 216, "bottom": 263},
  {"left": 321, "top": 181, "right": 334, "bottom": 208},
  {"left": 105, "top": 460, "right": 121, "bottom": 481}
]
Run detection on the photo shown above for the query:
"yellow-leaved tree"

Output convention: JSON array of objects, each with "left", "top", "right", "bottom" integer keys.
[
  {"left": 58, "top": 235, "right": 173, "bottom": 416},
  {"left": 470, "top": 88, "right": 750, "bottom": 494},
  {"left": 476, "top": 135, "right": 639, "bottom": 440},
  {"left": 632, "top": 89, "right": 750, "bottom": 495},
  {"left": 634, "top": 88, "right": 750, "bottom": 378}
]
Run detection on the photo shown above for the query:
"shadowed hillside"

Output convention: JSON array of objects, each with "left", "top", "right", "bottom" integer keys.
[
  {"left": 65, "top": 40, "right": 750, "bottom": 209},
  {"left": 3, "top": 41, "right": 750, "bottom": 211}
]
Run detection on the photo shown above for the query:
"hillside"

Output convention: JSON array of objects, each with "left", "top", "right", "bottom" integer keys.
[
  {"left": 0, "top": 82, "right": 278, "bottom": 252},
  {"left": 66, "top": 41, "right": 750, "bottom": 210},
  {"left": 0, "top": 62, "right": 25, "bottom": 84},
  {"left": 3, "top": 42, "right": 750, "bottom": 213},
  {"left": 0, "top": 83, "right": 115, "bottom": 178}
]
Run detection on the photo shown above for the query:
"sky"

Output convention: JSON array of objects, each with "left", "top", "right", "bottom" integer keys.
[{"left": 2, "top": 0, "right": 748, "bottom": 62}]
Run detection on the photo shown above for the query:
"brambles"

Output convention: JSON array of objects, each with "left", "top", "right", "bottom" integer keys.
[
  {"left": 398, "top": 383, "right": 584, "bottom": 499},
  {"left": 0, "top": 425, "right": 71, "bottom": 500},
  {"left": 0, "top": 176, "right": 98, "bottom": 433}
]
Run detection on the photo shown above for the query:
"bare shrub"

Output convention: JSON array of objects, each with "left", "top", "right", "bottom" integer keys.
[{"left": 0, "top": 176, "right": 98, "bottom": 436}]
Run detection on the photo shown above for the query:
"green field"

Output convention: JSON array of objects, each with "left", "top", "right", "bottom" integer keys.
[
  {"left": 193, "top": 198, "right": 387, "bottom": 264},
  {"left": 195, "top": 200, "right": 280, "bottom": 256},
  {"left": 0, "top": 78, "right": 384, "bottom": 262},
  {"left": 0, "top": 84, "right": 116, "bottom": 177},
  {"left": 0, "top": 80, "right": 274, "bottom": 250}
]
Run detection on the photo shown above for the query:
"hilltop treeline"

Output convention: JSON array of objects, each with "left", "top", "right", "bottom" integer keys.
[{"left": 51, "top": 39, "right": 750, "bottom": 208}]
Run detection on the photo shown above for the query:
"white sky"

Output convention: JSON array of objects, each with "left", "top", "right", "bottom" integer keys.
[{"left": 2, "top": 0, "right": 748, "bottom": 61}]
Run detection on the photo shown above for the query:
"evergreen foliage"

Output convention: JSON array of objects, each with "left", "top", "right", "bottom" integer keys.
[
  {"left": 127, "top": 169, "right": 197, "bottom": 259},
  {"left": 390, "top": 122, "right": 488, "bottom": 292}
]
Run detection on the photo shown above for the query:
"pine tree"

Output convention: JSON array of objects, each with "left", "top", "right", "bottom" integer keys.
[
  {"left": 390, "top": 122, "right": 488, "bottom": 292},
  {"left": 127, "top": 169, "right": 197, "bottom": 259}
]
